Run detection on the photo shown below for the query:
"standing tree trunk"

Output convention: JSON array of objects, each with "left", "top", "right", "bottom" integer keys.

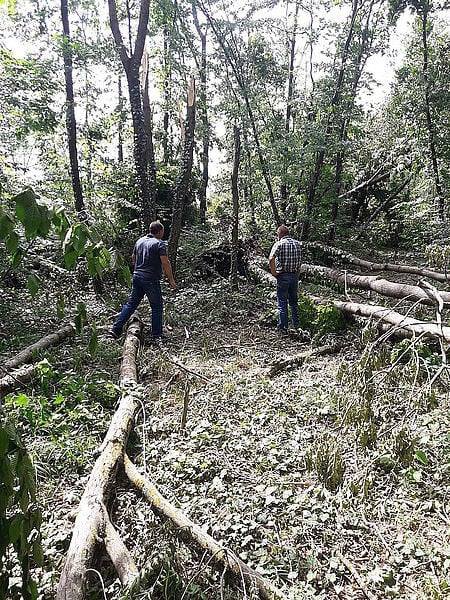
[
  {"left": 230, "top": 125, "right": 241, "bottom": 290},
  {"left": 192, "top": 1, "right": 209, "bottom": 225},
  {"left": 302, "top": 0, "right": 360, "bottom": 240},
  {"left": 118, "top": 75, "right": 124, "bottom": 162},
  {"left": 60, "top": 0, "right": 85, "bottom": 216},
  {"left": 108, "top": 0, "right": 156, "bottom": 228},
  {"left": 420, "top": 8, "right": 444, "bottom": 220},
  {"left": 280, "top": 0, "right": 299, "bottom": 216},
  {"left": 141, "top": 50, "right": 157, "bottom": 197},
  {"left": 162, "top": 25, "right": 172, "bottom": 165},
  {"left": 168, "top": 79, "right": 196, "bottom": 273}
]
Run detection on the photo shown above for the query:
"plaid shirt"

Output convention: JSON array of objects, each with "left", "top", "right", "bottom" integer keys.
[{"left": 269, "top": 236, "right": 302, "bottom": 273}]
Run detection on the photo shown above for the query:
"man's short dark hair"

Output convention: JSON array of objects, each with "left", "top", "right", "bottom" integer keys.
[
  {"left": 150, "top": 221, "right": 164, "bottom": 235},
  {"left": 277, "top": 225, "right": 289, "bottom": 237}
]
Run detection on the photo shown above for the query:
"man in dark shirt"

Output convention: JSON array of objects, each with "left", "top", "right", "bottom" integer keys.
[
  {"left": 269, "top": 225, "right": 302, "bottom": 332},
  {"left": 111, "top": 221, "right": 176, "bottom": 339}
]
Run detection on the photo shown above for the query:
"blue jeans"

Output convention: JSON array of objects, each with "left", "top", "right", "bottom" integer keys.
[
  {"left": 113, "top": 274, "right": 163, "bottom": 337},
  {"left": 276, "top": 273, "right": 299, "bottom": 330}
]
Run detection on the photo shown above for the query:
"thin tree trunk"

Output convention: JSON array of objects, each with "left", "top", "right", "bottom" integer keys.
[
  {"left": 108, "top": 0, "right": 155, "bottom": 227},
  {"left": 192, "top": 1, "right": 209, "bottom": 224},
  {"left": 420, "top": 9, "right": 444, "bottom": 220},
  {"left": 280, "top": 0, "right": 299, "bottom": 214},
  {"left": 168, "top": 79, "right": 196, "bottom": 273},
  {"left": 302, "top": 0, "right": 359, "bottom": 240},
  {"left": 60, "top": 0, "right": 85, "bottom": 215},
  {"left": 118, "top": 75, "right": 124, "bottom": 162},
  {"left": 162, "top": 26, "right": 172, "bottom": 165},
  {"left": 230, "top": 125, "right": 241, "bottom": 290},
  {"left": 141, "top": 50, "right": 157, "bottom": 200}
]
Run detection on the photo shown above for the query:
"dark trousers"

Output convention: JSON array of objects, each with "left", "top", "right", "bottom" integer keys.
[
  {"left": 276, "top": 272, "right": 299, "bottom": 330},
  {"left": 113, "top": 274, "right": 163, "bottom": 337}
]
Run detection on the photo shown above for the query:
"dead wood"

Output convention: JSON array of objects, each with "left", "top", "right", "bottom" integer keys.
[
  {"left": 0, "top": 364, "right": 37, "bottom": 399},
  {"left": 300, "top": 263, "right": 450, "bottom": 306},
  {"left": 267, "top": 344, "right": 342, "bottom": 377},
  {"left": 56, "top": 320, "right": 142, "bottom": 600},
  {"left": 302, "top": 241, "right": 450, "bottom": 283},
  {"left": 124, "top": 455, "right": 287, "bottom": 600},
  {"left": 3, "top": 324, "right": 75, "bottom": 372},
  {"left": 248, "top": 260, "right": 450, "bottom": 345}
]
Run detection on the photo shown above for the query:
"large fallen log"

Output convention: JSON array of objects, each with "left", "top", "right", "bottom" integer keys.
[
  {"left": 0, "top": 364, "right": 37, "bottom": 400},
  {"left": 3, "top": 324, "right": 75, "bottom": 371},
  {"left": 56, "top": 320, "right": 142, "bottom": 600},
  {"left": 124, "top": 455, "right": 287, "bottom": 600},
  {"left": 300, "top": 263, "right": 450, "bottom": 306},
  {"left": 302, "top": 241, "right": 450, "bottom": 283},
  {"left": 250, "top": 255, "right": 450, "bottom": 307},
  {"left": 248, "top": 261, "right": 450, "bottom": 344}
]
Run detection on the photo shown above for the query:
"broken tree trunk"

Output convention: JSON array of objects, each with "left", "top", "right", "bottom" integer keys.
[
  {"left": 3, "top": 324, "right": 75, "bottom": 372},
  {"left": 300, "top": 263, "right": 450, "bottom": 306},
  {"left": 56, "top": 320, "right": 142, "bottom": 600},
  {"left": 268, "top": 344, "right": 342, "bottom": 377},
  {"left": 302, "top": 241, "right": 450, "bottom": 283},
  {"left": 248, "top": 260, "right": 450, "bottom": 345},
  {"left": 124, "top": 455, "right": 287, "bottom": 600},
  {"left": 0, "top": 364, "right": 37, "bottom": 400}
]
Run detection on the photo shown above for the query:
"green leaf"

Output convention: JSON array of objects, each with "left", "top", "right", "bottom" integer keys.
[
  {"left": 14, "top": 189, "right": 41, "bottom": 239},
  {"left": 0, "top": 429, "right": 8, "bottom": 457},
  {"left": 32, "top": 541, "right": 44, "bottom": 566},
  {"left": 14, "top": 394, "right": 30, "bottom": 408},
  {"left": 415, "top": 450, "right": 429, "bottom": 465},
  {"left": 12, "top": 247, "right": 24, "bottom": 268},
  {"left": 88, "top": 325, "right": 98, "bottom": 356},
  {"left": 0, "top": 209, "right": 14, "bottom": 240},
  {"left": 5, "top": 231, "right": 19, "bottom": 254},
  {"left": 27, "top": 274, "right": 41, "bottom": 297},
  {"left": 8, "top": 515, "right": 22, "bottom": 543},
  {"left": 56, "top": 294, "right": 65, "bottom": 319}
]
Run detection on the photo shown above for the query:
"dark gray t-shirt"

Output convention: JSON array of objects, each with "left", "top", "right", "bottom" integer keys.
[{"left": 133, "top": 235, "right": 167, "bottom": 280}]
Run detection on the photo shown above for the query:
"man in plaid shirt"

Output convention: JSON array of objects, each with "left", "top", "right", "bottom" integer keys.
[{"left": 269, "top": 225, "right": 302, "bottom": 332}]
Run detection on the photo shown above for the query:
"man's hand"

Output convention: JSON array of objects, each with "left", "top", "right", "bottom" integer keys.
[
  {"left": 269, "top": 256, "right": 277, "bottom": 278},
  {"left": 169, "top": 278, "right": 177, "bottom": 290}
]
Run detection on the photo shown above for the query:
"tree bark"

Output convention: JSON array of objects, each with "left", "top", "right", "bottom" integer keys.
[
  {"left": 3, "top": 324, "right": 75, "bottom": 371},
  {"left": 118, "top": 75, "right": 124, "bottom": 163},
  {"left": 420, "top": 8, "right": 444, "bottom": 220},
  {"left": 192, "top": 1, "right": 209, "bottom": 224},
  {"left": 0, "top": 364, "right": 37, "bottom": 400},
  {"left": 108, "top": 0, "right": 155, "bottom": 227},
  {"left": 248, "top": 260, "right": 450, "bottom": 344},
  {"left": 299, "top": 262, "right": 450, "bottom": 306},
  {"left": 56, "top": 321, "right": 142, "bottom": 600},
  {"left": 302, "top": 240, "right": 450, "bottom": 283},
  {"left": 168, "top": 79, "right": 196, "bottom": 273},
  {"left": 280, "top": 0, "right": 299, "bottom": 214},
  {"left": 124, "top": 456, "right": 287, "bottom": 600},
  {"left": 230, "top": 125, "right": 241, "bottom": 290},
  {"left": 268, "top": 344, "right": 342, "bottom": 377},
  {"left": 60, "top": 0, "right": 85, "bottom": 215}
]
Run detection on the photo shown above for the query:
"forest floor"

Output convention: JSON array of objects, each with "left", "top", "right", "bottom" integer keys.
[{"left": 1, "top": 234, "right": 449, "bottom": 600}]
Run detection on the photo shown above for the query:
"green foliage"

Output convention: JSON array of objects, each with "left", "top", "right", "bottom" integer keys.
[
  {"left": 314, "top": 305, "right": 347, "bottom": 335},
  {"left": 0, "top": 416, "right": 42, "bottom": 599},
  {"left": 306, "top": 434, "right": 346, "bottom": 491},
  {"left": 297, "top": 294, "right": 317, "bottom": 330}
]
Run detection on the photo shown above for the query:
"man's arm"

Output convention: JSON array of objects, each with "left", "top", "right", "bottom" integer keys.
[
  {"left": 269, "top": 256, "right": 277, "bottom": 278},
  {"left": 161, "top": 255, "right": 177, "bottom": 289}
]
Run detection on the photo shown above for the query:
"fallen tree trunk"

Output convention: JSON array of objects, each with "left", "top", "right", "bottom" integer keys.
[
  {"left": 3, "top": 324, "right": 75, "bottom": 372},
  {"left": 124, "top": 455, "right": 287, "bottom": 600},
  {"left": 302, "top": 241, "right": 450, "bottom": 283},
  {"left": 250, "top": 255, "right": 450, "bottom": 307},
  {"left": 56, "top": 320, "right": 142, "bottom": 600},
  {"left": 0, "top": 364, "right": 37, "bottom": 399},
  {"left": 248, "top": 260, "right": 450, "bottom": 344},
  {"left": 267, "top": 344, "right": 342, "bottom": 377},
  {"left": 300, "top": 263, "right": 450, "bottom": 306}
]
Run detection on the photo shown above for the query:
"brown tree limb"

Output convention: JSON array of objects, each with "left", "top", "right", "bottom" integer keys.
[
  {"left": 3, "top": 324, "right": 75, "bottom": 372},
  {"left": 56, "top": 320, "right": 142, "bottom": 600},
  {"left": 124, "top": 455, "right": 287, "bottom": 600},
  {"left": 0, "top": 364, "right": 37, "bottom": 400},
  {"left": 267, "top": 344, "right": 343, "bottom": 377}
]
